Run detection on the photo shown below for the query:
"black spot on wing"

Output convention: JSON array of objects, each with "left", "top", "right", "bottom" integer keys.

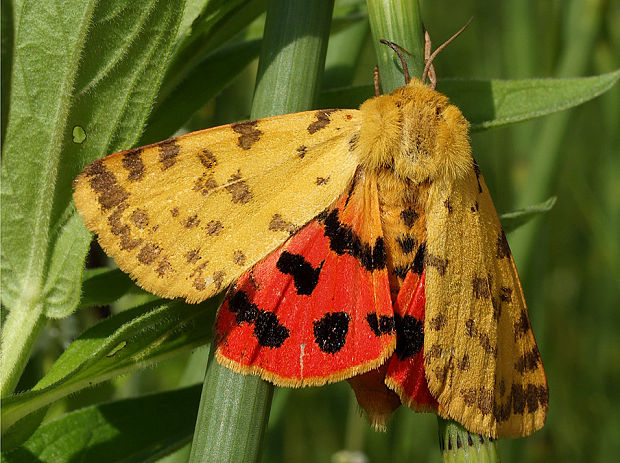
[
  {"left": 313, "top": 312, "right": 350, "bottom": 354},
  {"left": 227, "top": 290, "right": 290, "bottom": 348},
  {"left": 122, "top": 150, "right": 145, "bottom": 181},
  {"left": 322, "top": 209, "right": 386, "bottom": 271},
  {"left": 276, "top": 251, "right": 323, "bottom": 296},
  {"left": 396, "top": 234, "right": 417, "bottom": 254},
  {"left": 232, "top": 120, "right": 262, "bottom": 150},
  {"left": 159, "top": 139, "right": 180, "bottom": 169},
  {"left": 366, "top": 313, "right": 395, "bottom": 336},
  {"left": 472, "top": 158, "right": 482, "bottom": 193},
  {"left": 497, "top": 230, "right": 510, "bottom": 259},
  {"left": 400, "top": 207, "right": 419, "bottom": 228},
  {"left": 394, "top": 314, "right": 423, "bottom": 360}
]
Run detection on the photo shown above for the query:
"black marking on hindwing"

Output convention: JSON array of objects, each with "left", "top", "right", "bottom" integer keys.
[
  {"left": 322, "top": 209, "right": 386, "bottom": 271},
  {"left": 227, "top": 290, "right": 290, "bottom": 348},
  {"left": 276, "top": 251, "right": 323, "bottom": 295},
  {"left": 313, "top": 312, "right": 350, "bottom": 354}
]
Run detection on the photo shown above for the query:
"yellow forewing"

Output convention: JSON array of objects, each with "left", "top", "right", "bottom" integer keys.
[
  {"left": 73, "top": 110, "right": 361, "bottom": 302},
  {"left": 424, "top": 166, "right": 548, "bottom": 438}
]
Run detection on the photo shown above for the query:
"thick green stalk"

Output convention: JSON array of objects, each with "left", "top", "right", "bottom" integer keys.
[
  {"left": 188, "top": 1, "right": 334, "bottom": 462},
  {"left": 0, "top": 304, "right": 45, "bottom": 396},
  {"left": 367, "top": 0, "right": 425, "bottom": 90},
  {"left": 366, "top": 2, "right": 499, "bottom": 460},
  {"left": 438, "top": 418, "right": 500, "bottom": 463}
]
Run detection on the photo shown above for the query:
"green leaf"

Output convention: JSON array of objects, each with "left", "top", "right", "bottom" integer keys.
[
  {"left": 160, "top": 0, "right": 268, "bottom": 107},
  {"left": 1, "top": 297, "right": 219, "bottom": 438},
  {"left": 317, "top": 70, "right": 620, "bottom": 132},
  {"left": 500, "top": 197, "right": 557, "bottom": 234},
  {"left": 78, "top": 268, "right": 146, "bottom": 310},
  {"left": 0, "top": 0, "right": 185, "bottom": 395},
  {"left": 437, "top": 70, "right": 620, "bottom": 130},
  {"left": 141, "top": 39, "right": 262, "bottom": 144},
  {"left": 2, "top": 385, "right": 202, "bottom": 463}
]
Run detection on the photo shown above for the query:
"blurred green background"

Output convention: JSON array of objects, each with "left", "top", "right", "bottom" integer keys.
[{"left": 10, "top": 0, "right": 619, "bottom": 462}]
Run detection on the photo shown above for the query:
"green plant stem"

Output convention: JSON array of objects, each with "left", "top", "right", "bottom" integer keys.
[
  {"left": 189, "top": 1, "right": 334, "bottom": 462},
  {"left": 366, "top": 0, "right": 425, "bottom": 91},
  {"left": 438, "top": 417, "right": 500, "bottom": 463},
  {"left": 0, "top": 304, "right": 45, "bottom": 397},
  {"left": 367, "top": 3, "right": 500, "bottom": 460}
]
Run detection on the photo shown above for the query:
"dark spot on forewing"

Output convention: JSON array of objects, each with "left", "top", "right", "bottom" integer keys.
[
  {"left": 465, "top": 319, "right": 477, "bottom": 337},
  {"left": 429, "top": 314, "right": 446, "bottom": 331},
  {"left": 511, "top": 383, "right": 548, "bottom": 415},
  {"left": 206, "top": 220, "right": 223, "bottom": 235},
  {"left": 184, "top": 214, "right": 200, "bottom": 228},
  {"left": 296, "top": 145, "right": 307, "bottom": 158},
  {"left": 233, "top": 250, "right": 246, "bottom": 266},
  {"left": 83, "top": 160, "right": 129, "bottom": 210},
  {"left": 348, "top": 133, "right": 359, "bottom": 151},
  {"left": 130, "top": 209, "right": 149, "bottom": 229},
  {"left": 159, "top": 139, "right": 180, "bottom": 169},
  {"left": 276, "top": 251, "right": 323, "bottom": 295},
  {"left": 500, "top": 286, "right": 513, "bottom": 302},
  {"left": 170, "top": 207, "right": 179, "bottom": 217},
  {"left": 198, "top": 149, "right": 217, "bottom": 169},
  {"left": 193, "top": 174, "right": 218, "bottom": 195},
  {"left": 425, "top": 253, "right": 448, "bottom": 275},
  {"left": 443, "top": 198, "right": 452, "bottom": 213},
  {"left": 232, "top": 120, "right": 262, "bottom": 150},
  {"left": 497, "top": 231, "right": 511, "bottom": 259},
  {"left": 515, "top": 347, "right": 541, "bottom": 373},
  {"left": 269, "top": 214, "right": 298, "bottom": 235},
  {"left": 478, "top": 388, "right": 493, "bottom": 415},
  {"left": 457, "top": 354, "right": 470, "bottom": 371},
  {"left": 212, "top": 271, "right": 225, "bottom": 290},
  {"left": 122, "top": 150, "right": 145, "bottom": 181},
  {"left": 225, "top": 170, "right": 253, "bottom": 204},
  {"left": 156, "top": 258, "right": 172, "bottom": 277},
  {"left": 108, "top": 205, "right": 142, "bottom": 250},
  {"left": 479, "top": 333, "right": 497, "bottom": 356},
  {"left": 315, "top": 176, "right": 329, "bottom": 185},
  {"left": 313, "top": 312, "right": 350, "bottom": 354},
  {"left": 137, "top": 243, "right": 161, "bottom": 265},
  {"left": 514, "top": 309, "right": 531, "bottom": 340},
  {"left": 185, "top": 249, "right": 201, "bottom": 264},
  {"left": 472, "top": 276, "right": 491, "bottom": 298},
  {"left": 307, "top": 110, "right": 335, "bottom": 134}
]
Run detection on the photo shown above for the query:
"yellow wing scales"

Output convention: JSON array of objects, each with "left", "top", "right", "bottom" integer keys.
[
  {"left": 424, "top": 164, "right": 548, "bottom": 438},
  {"left": 73, "top": 110, "right": 361, "bottom": 302}
]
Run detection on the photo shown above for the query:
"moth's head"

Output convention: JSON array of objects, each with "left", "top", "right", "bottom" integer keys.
[{"left": 358, "top": 78, "right": 472, "bottom": 184}]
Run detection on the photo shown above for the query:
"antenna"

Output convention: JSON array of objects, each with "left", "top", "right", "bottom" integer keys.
[{"left": 422, "top": 17, "right": 473, "bottom": 88}]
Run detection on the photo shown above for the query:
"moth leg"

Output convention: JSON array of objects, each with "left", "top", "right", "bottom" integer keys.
[{"left": 374, "top": 65, "right": 381, "bottom": 97}]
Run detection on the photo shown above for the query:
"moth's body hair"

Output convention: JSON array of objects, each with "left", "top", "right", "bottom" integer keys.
[{"left": 357, "top": 78, "right": 472, "bottom": 185}]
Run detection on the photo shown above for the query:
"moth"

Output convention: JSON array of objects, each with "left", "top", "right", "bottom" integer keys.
[{"left": 73, "top": 39, "right": 548, "bottom": 439}]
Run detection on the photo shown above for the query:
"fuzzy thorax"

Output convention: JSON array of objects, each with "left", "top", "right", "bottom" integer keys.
[{"left": 357, "top": 79, "right": 471, "bottom": 184}]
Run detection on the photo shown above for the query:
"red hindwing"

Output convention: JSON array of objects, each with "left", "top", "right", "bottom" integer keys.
[
  {"left": 385, "top": 270, "right": 438, "bottom": 411},
  {"left": 215, "top": 174, "right": 396, "bottom": 386}
]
